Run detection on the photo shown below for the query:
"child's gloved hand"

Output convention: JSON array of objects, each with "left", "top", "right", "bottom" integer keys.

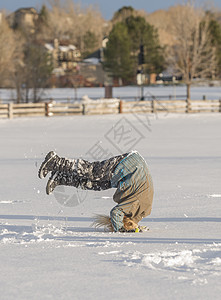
[
  {"left": 125, "top": 225, "right": 149, "bottom": 233},
  {"left": 136, "top": 225, "right": 149, "bottom": 232},
  {"left": 119, "top": 225, "right": 149, "bottom": 233}
]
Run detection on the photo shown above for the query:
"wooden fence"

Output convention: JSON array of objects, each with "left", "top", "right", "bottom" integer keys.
[{"left": 0, "top": 99, "right": 221, "bottom": 119}]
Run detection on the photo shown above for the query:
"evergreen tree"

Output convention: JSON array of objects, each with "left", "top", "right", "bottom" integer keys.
[
  {"left": 35, "top": 5, "right": 50, "bottom": 40},
  {"left": 112, "top": 6, "right": 135, "bottom": 24},
  {"left": 125, "top": 16, "right": 165, "bottom": 74},
  {"left": 104, "top": 11, "right": 165, "bottom": 83},
  {"left": 208, "top": 18, "right": 221, "bottom": 76},
  {"left": 104, "top": 22, "right": 133, "bottom": 82},
  {"left": 83, "top": 31, "right": 98, "bottom": 58}
]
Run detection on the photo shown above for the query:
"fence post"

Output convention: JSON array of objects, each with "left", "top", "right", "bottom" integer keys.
[
  {"left": 45, "top": 102, "right": 49, "bottom": 117},
  {"left": 151, "top": 100, "right": 156, "bottom": 113},
  {"left": 119, "top": 100, "right": 123, "bottom": 113},
  {"left": 186, "top": 98, "right": 191, "bottom": 113},
  {"left": 82, "top": 103, "right": 86, "bottom": 115},
  {"left": 8, "top": 103, "right": 13, "bottom": 119},
  {"left": 219, "top": 99, "right": 221, "bottom": 113}
]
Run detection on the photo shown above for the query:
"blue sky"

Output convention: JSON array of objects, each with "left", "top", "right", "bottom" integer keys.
[{"left": 1, "top": 0, "right": 221, "bottom": 20}]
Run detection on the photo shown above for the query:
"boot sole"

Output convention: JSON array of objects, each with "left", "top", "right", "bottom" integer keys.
[
  {"left": 46, "top": 178, "right": 56, "bottom": 195},
  {"left": 38, "top": 151, "right": 56, "bottom": 179},
  {"left": 46, "top": 179, "right": 52, "bottom": 195}
]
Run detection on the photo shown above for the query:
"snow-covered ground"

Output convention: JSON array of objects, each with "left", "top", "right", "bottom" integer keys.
[
  {"left": 0, "top": 85, "right": 221, "bottom": 102},
  {"left": 0, "top": 112, "right": 221, "bottom": 299}
]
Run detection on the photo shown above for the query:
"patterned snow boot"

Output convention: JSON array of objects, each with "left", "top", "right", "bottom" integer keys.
[
  {"left": 46, "top": 171, "right": 68, "bottom": 195},
  {"left": 38, "top": 151, "right": 75, "bottom": 179}
]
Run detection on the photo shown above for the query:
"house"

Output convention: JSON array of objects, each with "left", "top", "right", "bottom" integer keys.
[
  {"left": 8, "top": 7, "right": 38, "bottom": 32},
  {"left": 45, "top": 37, "right": 108, "bottom": 87},
  {"left": 83, "top": 36, "right": 108, "bottom": 64},
  {"left": 44, "top": 39, "right": 81, "bottom": 74},
  {"left": 77, "top": 37, "right": 108, "bottom": 86},
  {"left": 156, "top": 71, "right": 182, "bottom": 84}
]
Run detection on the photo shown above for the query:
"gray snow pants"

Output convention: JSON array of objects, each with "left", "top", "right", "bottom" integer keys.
[{"left": 57, "top": 153, "right": 129, "bottom": 191}]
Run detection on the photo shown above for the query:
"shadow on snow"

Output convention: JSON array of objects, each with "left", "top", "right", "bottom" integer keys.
[{"left": 0, "top": 214, "right": 221, "bottom": 245}]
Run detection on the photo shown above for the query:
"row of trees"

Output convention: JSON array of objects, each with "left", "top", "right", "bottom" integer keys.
[
  {"left": 0, "top": 17, "right": 53, "bottom": 103},
  {"left": 0, "top": 0, "right": 107, "bottom": 102},
  {"left": 0, "top": 1, "right": 221, "bottom": 102},
  {"left": 104, "top": 4, "right": 221, "bottom": 98}
]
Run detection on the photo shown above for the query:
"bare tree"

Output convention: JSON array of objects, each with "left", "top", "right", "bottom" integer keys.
[
  {"left": 145, "top": 9, "right": 174, "bottom": 46},
  {"left": 168, "top": 2, "right": 216, "bottom": 100},
  {"left": 11, "top": 33, "right": 25, "bottom": 103},
  {"left": 0, "top": 15, "right": 16, "bottom": 86},
  {"left": 44, "top": 0, "right": 106, "bottom": 53},
  {"left": 45, "top": 0, "right": 71, "bottom": 40}
]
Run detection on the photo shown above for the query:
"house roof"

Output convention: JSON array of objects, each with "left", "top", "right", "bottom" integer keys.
[
  {"left": 83, "top": 57, "right": 100, "bottom": 65},
  {"left": 59, "top": 45, "right": 77, "bottom": 52},
  {"left": 14, "top": 7, "right": 38, "bottom": 15},
  {"left": 86, "top": 49, "right": 102, "bottom": 60},
  {"left": 44, "top": 43, "right": 78, "bottom": 52},
  {"left": 45, "top": 43, "right": 54, "bottom": 51}
]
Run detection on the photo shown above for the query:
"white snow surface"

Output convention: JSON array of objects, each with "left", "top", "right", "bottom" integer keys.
[{"left": 0, "top": 112, "right": 221, "bottom": 299}]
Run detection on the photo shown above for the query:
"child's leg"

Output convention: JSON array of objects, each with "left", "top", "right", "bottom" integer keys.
[{"left": 45, "top": 153, "right": 128, "bottom": 194}]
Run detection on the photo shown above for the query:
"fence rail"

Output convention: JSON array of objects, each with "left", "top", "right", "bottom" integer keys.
[{"left": 0, "top": 99, "right": 221, "bottom": 119}]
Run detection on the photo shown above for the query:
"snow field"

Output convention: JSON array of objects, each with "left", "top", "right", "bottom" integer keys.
[
  {"left": 0, "top": 112, "right": 221, "bottom": 299},
  {"left": 1, "top": 85, "right": 221, "bottom": 102}
]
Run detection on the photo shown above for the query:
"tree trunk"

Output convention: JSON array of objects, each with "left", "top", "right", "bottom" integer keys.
[
  {"left": 25, "top": 87, "right": 29, "bottom": 103},
  {"left": 186, "top": 82, "right": 191, "bottom": 100},
  {"left": 33, "top": 87, "right": 38, "bottom": 103},
  {"left": 16, "top": 85, "right": 21, "bottom": 104},
  {"left": 74, "top": 86, "right": 78, "bottom": 101},
  {"left": 186, "top": 82, "right": 191, "bottom": 113}
]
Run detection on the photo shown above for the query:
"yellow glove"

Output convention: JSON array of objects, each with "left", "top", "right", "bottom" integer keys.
[{"left": 135, "top": 226, "right": 149, "bottom": 232}]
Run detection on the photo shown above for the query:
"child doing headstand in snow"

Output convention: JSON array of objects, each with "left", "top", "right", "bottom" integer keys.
[{"left": 38, "top": 150, "right": 154, "bottom": 232}]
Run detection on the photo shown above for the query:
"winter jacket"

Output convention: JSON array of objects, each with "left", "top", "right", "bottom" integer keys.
[{"left": 111, "top": 151, "right": 154, "bottom": 225}]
